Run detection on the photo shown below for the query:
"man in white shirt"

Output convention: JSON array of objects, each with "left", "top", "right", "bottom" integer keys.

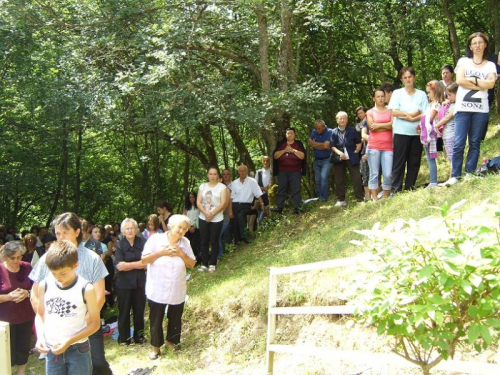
[{"left": 231, "top": 165, "right": 265, "bottom": 244}]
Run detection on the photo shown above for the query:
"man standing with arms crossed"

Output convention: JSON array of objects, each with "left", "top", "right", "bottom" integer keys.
[{"left": 308, "top": 120, "right": 332, "bottom": 202}]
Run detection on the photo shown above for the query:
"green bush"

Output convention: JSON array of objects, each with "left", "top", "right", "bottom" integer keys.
[{"left": 349, "top": 200, "right": 500, "bottom": 375}]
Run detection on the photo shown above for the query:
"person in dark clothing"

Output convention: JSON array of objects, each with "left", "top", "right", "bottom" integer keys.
[{"left": 272, "top": 128, "right": 306, "bottom": 214}]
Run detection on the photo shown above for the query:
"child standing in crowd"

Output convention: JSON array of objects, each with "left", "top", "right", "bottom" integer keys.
[
  {"left": 435, "top": 82, "right": 459, "bottom": 182},
  {"left": 35, "top": 240, "right": 100, "bottom": 375},
  {"left": 420, "top": 80, "right": 445, "bottom": 189}
]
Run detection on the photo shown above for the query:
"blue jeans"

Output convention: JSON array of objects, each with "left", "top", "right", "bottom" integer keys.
[
  {"left": 367, "top": 149, "right": 393, "bottom": 191},
  {"left": 424, "top": 146, "right": 437, "bottom": 184},
  {"left": 452, "top": 111, "right": 489, "bottom": 177},
  {"left": 218, "top": 219, "right": 230, "bottom": 259},
  {"left": 314, "top": 158, "right": 332, "bottom": 201},
  {"left": 46, "top": 340, "right": 92, "bottom": 375}
]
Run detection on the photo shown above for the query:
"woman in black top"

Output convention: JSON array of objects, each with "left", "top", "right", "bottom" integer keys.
[
  {"left": 331, "top": 111, "right": 364, "bottom": 207},
  {"left": 115, "top": 218, "right": 147, "bottom": 345}
]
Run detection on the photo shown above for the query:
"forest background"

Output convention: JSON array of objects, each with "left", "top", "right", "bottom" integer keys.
[{"left": 1, "top": 0, "right": 499, "bottom": 229}]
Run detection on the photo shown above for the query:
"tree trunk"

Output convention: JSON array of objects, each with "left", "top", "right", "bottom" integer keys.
[
  {"left": 47, "top": 162, "right": 64, "bottom": 227},
  {"left": 384, "top": 2, "right": 404, "bottom": 84},
  {"left": 491, "top": 0, "right": 500, "bottom": 54},
  {"left": 73, "top": 127, "right": 83, "bottom": 214},
  {"left": 442, "top": 0, "right": 461, "bottom": 64},
  {"left": 197, "top": 123, "right": 218, "bottom": 168},
  {"left": 255, "top": 3, "right": 277, "bottom": 154},
  {"left": 141, "top": 133, "right": 150, "bottom": 214},
  {"left": 226, "top": 121, "right": 256, "bottom": 172},
  {"left": 219, "top": 126, "right": 229, "bottom": 169},
  {"left": 61, "top": 122, "right": 69, "bottom": 212},
  {"left": 152, "top": 131, "right": 161, "bottom": 204},
  {"left": 255, "top": 4, "right": 271, "bottom": 92},
  {"left": 277, "top": 0, "right": 293, "bottom": 91}
]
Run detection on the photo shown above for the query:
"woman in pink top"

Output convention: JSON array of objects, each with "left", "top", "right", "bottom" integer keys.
[{"left": 365, "top": 89, "right": 394, "bottom": 200}]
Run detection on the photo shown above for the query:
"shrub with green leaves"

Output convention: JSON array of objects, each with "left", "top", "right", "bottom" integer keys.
[{"left": 348, "top": 200, "right": 500, "bottom": 375}]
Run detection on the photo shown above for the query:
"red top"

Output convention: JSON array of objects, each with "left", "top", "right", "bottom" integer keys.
[
  {"left": 0, "top": 262, "right": 35, "bottom": 324},
  {"left": 366, "top": 109, "right": 393, "bottom": 151},
  {"left": 277, "top": 141, "right": 303, "bottom": 172}
]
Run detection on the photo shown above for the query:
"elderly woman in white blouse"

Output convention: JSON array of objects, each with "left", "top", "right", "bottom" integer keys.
[{"left": 141, "top": 214, "right": 196, "bottom": 359}]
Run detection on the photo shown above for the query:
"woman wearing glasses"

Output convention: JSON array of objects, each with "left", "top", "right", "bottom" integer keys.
[{"left": 443, "top": 32, "right": 497, "bottom": 186}]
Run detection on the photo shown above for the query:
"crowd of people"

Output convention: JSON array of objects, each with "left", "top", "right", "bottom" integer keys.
[{"left": 0, "top": 31, "right": 499, "bottom": 375}]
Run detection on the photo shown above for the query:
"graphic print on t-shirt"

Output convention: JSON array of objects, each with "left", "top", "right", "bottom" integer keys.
[
  {"left": 203, "top": 190, "right": 215, "bottom": 212},
  {"left": 46, "top": 297, "right": 78, "bottom": 317}
]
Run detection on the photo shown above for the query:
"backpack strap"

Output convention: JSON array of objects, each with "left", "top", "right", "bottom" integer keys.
[{"left": 82, "top": 282, "right": 90, "bottom": 304}]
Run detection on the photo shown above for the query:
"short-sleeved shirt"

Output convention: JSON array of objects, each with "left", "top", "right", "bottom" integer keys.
[
  {"left": 230, "top": 177, "right": 263, "bottom": 204},
  {"left": 115, "top": 236, "right": 147, "bottom": 289},
  {"left": 366, "top": 109, "right": 393, "bottom": 151},
  {"left": 198, "top": 182, "right": 227, "bottom": 223},
  {"left": 455, "top": 57, "right": 497, "bottom": 113},
  {"left": 0, "top": 262, "right": 35, "bottom": 324},
  {"left": 30, "top": 243, "right": 108, "bottom": 285},
  {"left": 442, "top": 103, "right": 456, "bottom": 140},
  {"left": 309, "top": 127, "right": 333, "bottom": 160},
  {"left": 142, "top": 232, "right": 196, "bottom": 305},
  {"left": 388, "top": 88, "right": 428, "bottom": 136}
]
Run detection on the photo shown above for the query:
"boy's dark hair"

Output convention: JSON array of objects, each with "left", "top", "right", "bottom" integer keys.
[
  {"left": 156, "top": 200, "right": 173, "bottom": 212},
  {"left": 46, "top": 240, "right": 78, "bottom": 270},
  {"left": 379, "top": 83, "right": 394, "bottom": 93},
  {"left": 446, "top": 82, "right": 459, "bottom": 95},
  {"left": 52, "top": 212, "right": 83, "bottom": 242}
]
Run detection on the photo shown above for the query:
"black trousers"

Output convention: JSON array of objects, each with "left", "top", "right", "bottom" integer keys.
[
  {"left": 276, "top": 171, "right": 302, "bottom": 210},
  {"left": 199, "top": 218, "right": 223, "bottom": 267},
  {"left": 185, "top": 227, "right": 200, "bottom": 260},
  {"left": 149, "top": 300, "right": 185, "bottom": 347},
  {"left": 89, "top": 326, "right": 113, "bottom": 375},
  {"left": 117, "top": 286, "right": 146, "bottom": 341},
  {"left": 9, "top": 319, "right": 32, "bottom": 366},
  {"left": 232, "top": 202, "right": 253, "bottom": 242},
  {"left": 392, "top": 134, "right": 423, "bottom": 193},
  {"left": 332, "top": 161, "right": 364, "bottom": 202}
]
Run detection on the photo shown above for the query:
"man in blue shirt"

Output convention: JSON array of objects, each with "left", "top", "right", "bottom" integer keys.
[{"left": 308, "top": 120, "right": 333, "bottom": 201}]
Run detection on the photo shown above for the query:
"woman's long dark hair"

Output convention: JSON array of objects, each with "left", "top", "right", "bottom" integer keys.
[{"left": 184, "top": 191, "right": 198, "bottom": 211}]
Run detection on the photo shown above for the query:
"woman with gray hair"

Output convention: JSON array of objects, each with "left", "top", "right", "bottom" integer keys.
[
  {"left": 142, "top": 214, "right": 196, "bottom": 359},
  {"left": 331, "top": 111, "right": 364, "bottom": 207},
  {"left": 115, "top": 218, "right": 147, "bottom": 345},
  {"left": 0, "top": 241, "right": 35, "bottom": 375}
]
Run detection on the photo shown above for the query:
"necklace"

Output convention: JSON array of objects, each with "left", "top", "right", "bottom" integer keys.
[{"left": 472, "top": 58, "right": 484, "bottom": 65}]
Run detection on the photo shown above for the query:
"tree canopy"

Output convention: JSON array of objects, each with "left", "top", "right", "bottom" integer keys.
[{"left": 1, "top": 0, "right": 498, "bottom": 228}]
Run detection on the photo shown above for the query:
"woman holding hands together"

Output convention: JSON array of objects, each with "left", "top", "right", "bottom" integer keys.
[{"left": 141, "top": 215, "right": 196, "bottom": 359}]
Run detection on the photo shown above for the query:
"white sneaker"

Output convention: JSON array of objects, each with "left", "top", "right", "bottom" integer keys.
[
  {"left": 38, "top": 352, "right": 47, "bottom": 360},
  {"left": 334, "top": 201, "right": 347, "bottom": 207},
  {"left": 425, "top": 183, "right": 438, "bottom": 189},
  {"left": 198, "top": 265, "right": 208, "bottom": 273},
  {"left": 208, "top": 265, "right": 216, "bottom": 273},
  {"left": 443, "top": 177, "right": 459, "bottom": 186}
]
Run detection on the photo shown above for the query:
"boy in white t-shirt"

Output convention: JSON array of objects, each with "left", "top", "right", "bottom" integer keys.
[{"left": 35, "top": 241, "right": 100, "bottom": 375}]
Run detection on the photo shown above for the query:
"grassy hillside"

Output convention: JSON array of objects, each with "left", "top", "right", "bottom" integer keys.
[{"left": 24, "top": 116, "right": 500, "bottom": 374}]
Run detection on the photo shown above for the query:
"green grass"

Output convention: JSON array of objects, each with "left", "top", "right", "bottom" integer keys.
[{"left": 22, "top": 116, "right": 500, "bottom": 374}]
